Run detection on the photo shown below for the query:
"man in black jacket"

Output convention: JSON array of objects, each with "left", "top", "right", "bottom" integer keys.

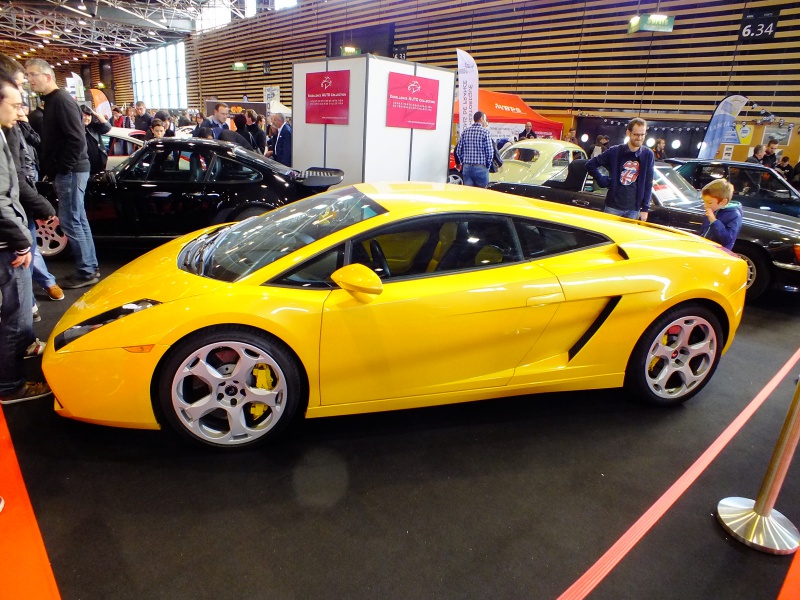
[
  {"left": 267, "top": 112, "right": 292, "bottom": 167},
  {"left": 0, "top": 74, "right": 51, "bottom": 404},
  {"left": 245, "top": 109, "right": 267, "bottom": 154},
  {"left": 26, "top": 58, "right": 99, "bottom": 289}
]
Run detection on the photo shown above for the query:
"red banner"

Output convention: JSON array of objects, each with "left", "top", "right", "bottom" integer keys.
[
  {"left": 386, "top": 72, "right": 439, "bottom": 130},
  {"left": 306, "top": 70, "right": 350, "bottom": 125}
]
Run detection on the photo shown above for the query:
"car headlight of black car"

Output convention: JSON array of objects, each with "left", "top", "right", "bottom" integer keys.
[{"left": 54, "top": 299, "right": 161, "bottom": 351}]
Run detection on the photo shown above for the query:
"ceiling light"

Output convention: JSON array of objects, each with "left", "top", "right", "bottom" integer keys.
[
  {"left": 92, "top": 50, "right": 98, "bottom": 54},
  {"left": 35, "top": 28, "right": 52, "bottom": 35},
  {"left": 38, "top": 44, "right": 44, "bottom": 48},
  {"left": 79, "top": 19, "right": 87, "bottom": 25},
  {"left": 64, "top": 28, "right": 72, "bottom": 33},
  {"left": 53, "top": 34, "right": 61, "bottom": 39},
  {"left": 82, "top": 53, "right": 88, "bottom": 57},
  {"left": 114, "top": 43, "right": 121, "bottom": 47},
  {"left": 23, "top": 51, "right": 28, "bottom": 55},
  {"left": 44, "top": 39, "right": 51, "bottom": 44},
  {"left": 100, "top": 46, "right": 106, "bottom": 51},
  {"left": 130, "top": 36, "right": 138, "bottom": 42},
  {"left": 56, "top": 62, "right": 62, "bottom": 66},
  {"left": 16, "top": 54, "right": 22, "bottom": 59},
  {"left": 148, "top": 30, "right": 155, "bottom": 35},
  {"left": 78, "top": 2, "right": 87, "bottom": 10},
  {"left": 73, "top": 57, "right": 79, "bottom": 62}
]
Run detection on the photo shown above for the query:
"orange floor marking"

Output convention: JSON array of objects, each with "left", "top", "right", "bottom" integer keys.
[
  {"left": 557, "top": 346, "right": 800, "bottom": 600},
  {"left": 778, "top": 550, "right": 800, "bottom": 600},
  {"left": 0, "top": 406, "right": 61, "bottom": 599}
]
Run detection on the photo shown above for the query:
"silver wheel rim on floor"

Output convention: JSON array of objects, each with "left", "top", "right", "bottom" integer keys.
[
  {"left": 171, "top": 340, "right": 288, "bottom": 446},
  {"left": 736, "top": 252, "right": 756, "bottom": 289},
  {"left": 644, "top": 315, "right": 717, "bottom": 400},
  {"left": 447, "top": 173, "right": 463, "bottom": 185},
  {"left": 37, "top": 219, "right": 68, "bottom": 257}
]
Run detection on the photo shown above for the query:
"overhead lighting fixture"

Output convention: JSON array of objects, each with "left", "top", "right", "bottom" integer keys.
[
  {"left": 73, "top": 57, "right": 79, "bottom": 62},
  {"left": 82, "top": 53, "right": 88, "bottom": 57},
  {"left": 16, "top": 54, "right": 22, "bottom": 59},
  {"left": 78, "top": 1, "right": 87, "bottom": 10},
  {"left": 44, "top": 39, "right": 51, "bottom": 44},
  {"left": 79, "top": 19, "right": 87, "bottom": 25},
  {"left": 130, "top": 36, "right": 138, "bottom": 42},
  {"left": 56, "top": 62, "right": 62, "bottom": 66},
  {"left": 37, "top": 44, "right": 44, "bottom": 48},
  {"left": 147, "top": 30, "right": 155, "bottom": 35},
  {"left": 64, "top": 28, "right": 72, "bottom": 33},
  {"left": 100, "top": 46, "right": 106, "bottom": 51},
  {"left": 35, "top": 28, "right": 52, "bottom": 35},
  {"left": 53, "top": 34, "right": 61, "bottom": 39},
  {"left": 114, "top": 43, "right": 121, "bottom": 47},
  {"left": 92, "top": 50, "right": 98, "bottom": 54},
  {"left": 628, "top": 13, "right": 675, "bottom": 33}
]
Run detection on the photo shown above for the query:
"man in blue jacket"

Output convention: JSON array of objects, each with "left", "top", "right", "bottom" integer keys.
[{"left": 586, "top": 117, "right": 654, "bottom": 221}]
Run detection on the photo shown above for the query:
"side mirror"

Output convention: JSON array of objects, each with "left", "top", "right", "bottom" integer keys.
[{"left": 331, "top": 263, "right": 383, "bottom": 303}]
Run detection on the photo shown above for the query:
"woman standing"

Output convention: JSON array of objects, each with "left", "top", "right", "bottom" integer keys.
[{"left": 81, "top": 106, "right": 112, "bottom": 175}]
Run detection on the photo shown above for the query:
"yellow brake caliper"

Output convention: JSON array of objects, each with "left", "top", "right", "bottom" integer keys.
[{"left": 250, "top": 363, "right": 275, "bottom": 419}]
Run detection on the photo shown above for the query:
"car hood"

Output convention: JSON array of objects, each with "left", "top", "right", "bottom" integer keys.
[{"left": 56, "top": 234, "right": 228, "bottom": 332}]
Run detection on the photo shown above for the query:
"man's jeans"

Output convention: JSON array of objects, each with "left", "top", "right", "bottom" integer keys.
[
  {"left": 0, "top": 252, "right": 34, "bottom": 394},
  {"left": 53, "top": 171, "right": 98, "bottom": 277},
  {"left": 462, "top": 164, "right": 490, "bottom": 188},
  {"left": 29, "top": 220, "right": 56, "bottom": 293},
  {"left": 604, "top": 205, "right": 641, "bottom": 220}
]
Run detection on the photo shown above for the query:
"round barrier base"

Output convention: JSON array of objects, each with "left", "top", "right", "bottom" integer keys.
[{"left": 717, "top": 497, "right": 799, "bottom": 555}]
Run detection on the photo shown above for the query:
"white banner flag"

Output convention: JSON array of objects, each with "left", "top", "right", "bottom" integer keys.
[{"left": 456, "top": 49, "right": 479, "bottom": 133}]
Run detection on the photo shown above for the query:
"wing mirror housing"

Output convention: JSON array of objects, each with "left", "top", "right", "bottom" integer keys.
[{"left": 331, "top": 263, "right": 383, "bottom": 303}]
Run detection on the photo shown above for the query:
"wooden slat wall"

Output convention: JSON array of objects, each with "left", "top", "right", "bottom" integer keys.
[
  {"left": 111, "top": 54, "right": 134, "bottom": 107},
  {"left": 150, "top": 0, "right": 798, "bottom": 122}
]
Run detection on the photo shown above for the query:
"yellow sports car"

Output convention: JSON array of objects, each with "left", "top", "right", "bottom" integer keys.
[{"left": 43, "top": 183, "right": 748, "bottom": 449}]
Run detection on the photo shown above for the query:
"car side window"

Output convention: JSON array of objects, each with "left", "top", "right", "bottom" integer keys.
[
  {"left": 552, "top": 150, "right": 569, "bottom": 168},
  {"left": 146, "top": 149, "right": 191, "bottom": 182},
  {"left": 514, "top": 218, "right": 609, "bottom": 259},
  {"left": 696, "top": 165, "right": 728, "bottom": 190},
  {"left": 350, "top": 214, "right": 523, "bottom": 281},
  {"left": 118, "top": 148, "right": 154, "bottom": 181},
  {"left": 271, "top": 245, "right": 345, "bottom": 289},
  {"left": 207, "top": 156, "right": 262, "bottom": 183}
]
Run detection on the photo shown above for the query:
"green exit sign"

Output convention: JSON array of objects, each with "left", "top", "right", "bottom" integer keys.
[
  {"left": 628, "top": 14, "right": 675, "bottom": 33},
  {"left": 232, "top": 62, "right": 248, "bottom": 71}
]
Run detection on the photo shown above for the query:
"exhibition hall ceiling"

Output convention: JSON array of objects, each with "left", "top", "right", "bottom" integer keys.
[{"left": 0, "top": 0, "right": 227, "bottom": 62}]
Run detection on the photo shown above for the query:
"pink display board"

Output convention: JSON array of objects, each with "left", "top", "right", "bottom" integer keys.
[
  {"left": 385, "top": 72, "right": 439, "bottom": 130},
  {"left": 305, "top": 70, "right": 350, "bottom": 125}
]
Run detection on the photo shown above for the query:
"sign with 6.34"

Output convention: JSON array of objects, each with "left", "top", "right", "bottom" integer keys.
[{"left": 739, "top": 8, "right": 779, "bottom": 42}]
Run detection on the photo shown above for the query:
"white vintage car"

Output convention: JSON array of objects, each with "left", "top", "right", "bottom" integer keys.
[
  {"left": 489, "top": 139, "right": 587, "bottom": 185},
  {"left": 102, "top": 127, "right": 146, "bottom": 169}
]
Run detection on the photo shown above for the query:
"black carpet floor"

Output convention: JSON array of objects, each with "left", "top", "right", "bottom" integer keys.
[{"left": 5, "top": 250, "right": 800, "bottom": 600}]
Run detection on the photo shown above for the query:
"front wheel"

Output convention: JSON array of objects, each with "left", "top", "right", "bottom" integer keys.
[
  {"left": 157, "top": 327, "right": 305, "bottom": 449},
  {"left": 447, "top": 169, "right": 463, "bottom": 185},
  {"left": 625, "top": 304, "right": 723, "bottom": 407}
]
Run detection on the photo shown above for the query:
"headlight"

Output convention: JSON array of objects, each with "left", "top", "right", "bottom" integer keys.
[{"left": 54, "top": 299, "right": 161, "bottom": 351}]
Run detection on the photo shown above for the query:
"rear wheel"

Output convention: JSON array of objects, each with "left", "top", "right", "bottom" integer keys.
[
  {"left": 157, "top": 327, "right": 305, "bottom": 449},
  {"left": 625, "top": 304, "right": 723, "bottom": 406},
  {"left": 733, "top": 242, "right": 771, "bottom": 301}
]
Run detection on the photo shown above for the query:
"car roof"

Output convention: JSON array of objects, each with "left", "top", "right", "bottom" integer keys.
[
  {"left": 669, "top": 158, "right": 774, "bottom": 170},
  {"left": 504, "top": 139, "right": 586, "bottom": 154}
]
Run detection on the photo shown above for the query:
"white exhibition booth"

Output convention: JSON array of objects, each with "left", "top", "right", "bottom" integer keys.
[{"left": 292, "top": 54, "right": 456, "bottom": 186}]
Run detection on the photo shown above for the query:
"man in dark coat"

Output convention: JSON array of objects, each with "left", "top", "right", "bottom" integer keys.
[{"left": 268, "top": 112, "right": 292, "bottom": 167}]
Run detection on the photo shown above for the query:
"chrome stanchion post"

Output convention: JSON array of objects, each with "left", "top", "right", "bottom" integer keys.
[{"left": 717, "top": 374, "right": 800, "bottom": 555}]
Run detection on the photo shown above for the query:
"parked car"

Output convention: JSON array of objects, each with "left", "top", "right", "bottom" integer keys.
[
  {"left": 103, "top": 127, "right": 146, "bottom": 169},
  {"left": 666, "top": 158, "right": 800, "bottom": 218},
  {"left": 43, "top": 183, "right": 746, "bottom": 449},
  {"left": 491, "top": 160, "right": 800, "bottom": 300},
  {"left": 489, "top": 139, "right": 587, "bottom": 185},
  {"left": 36, "top": 138, "right": 344, "bottom": 257}
]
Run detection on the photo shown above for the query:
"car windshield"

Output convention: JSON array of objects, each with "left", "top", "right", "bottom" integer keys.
[
  {"left": 652, "top": 166, "right": 701, "bottom": 207},
  {"left": 195, "top": 186, "right": 387, "bottom": 282},
  {"left": 500, "top": 146, "right": 541, "bottom": 163}
]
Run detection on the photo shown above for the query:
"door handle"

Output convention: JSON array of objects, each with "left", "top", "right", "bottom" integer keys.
[{"left": 572, "top": 199, "right": 590, "bottom": 207}]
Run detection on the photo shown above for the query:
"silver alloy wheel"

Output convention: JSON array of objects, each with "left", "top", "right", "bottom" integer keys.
[
  {"left": 736, "top": 252, "right": 756, "bottom": 289},
  {"left": 643, "top": 315, "right": 718, "bottom": 400},
  {"left": 170, "top": 340, "right": 289, "bottom": 447},
  {"left": 447, "top": 171, "right": 463, "bottom": 185},
  {"left": 37, "top": 218, "right": 69, "bottom": 257}
]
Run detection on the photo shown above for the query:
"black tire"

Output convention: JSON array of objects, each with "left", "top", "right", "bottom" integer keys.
[
  {"left": 156, "top": 327, "right": 305, "bottom": 449},
  {"left": 733, "top": 242, "right": 771, "bottom": 301},
  {"left": 624, "top": 304, "right": 723, "bottom": 407}
]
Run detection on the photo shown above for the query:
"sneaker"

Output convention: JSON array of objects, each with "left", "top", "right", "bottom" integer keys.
[
  {"left": 32, "top": 305, "right": 41, "bottom": 322},
  {"left": 0, "top": 381, "right": 52, "bottom": 405},
  {"left": 61, "top": 273, "right": 100, "bottom": 289},
  {"left": 45, "top": 284, "right": 65, "bottom": 301},
  {"left": 24, "top": 339, "right": 46, "bottom": 358}
]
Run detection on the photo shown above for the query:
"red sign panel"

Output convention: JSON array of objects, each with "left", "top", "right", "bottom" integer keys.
[
  {"left": 386, "top": 72, "right": 439, "bottom": 130},
  {"left": 306, "top": 70, "right": 350, "bottom": 125}
]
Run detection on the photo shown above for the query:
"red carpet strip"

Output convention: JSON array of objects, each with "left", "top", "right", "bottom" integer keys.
[
  {"left": 0, "top": 406, "right": 61, "bottom": 599},
  {"left": 557, "top": 346, "right": 800, "bottom": 600}
]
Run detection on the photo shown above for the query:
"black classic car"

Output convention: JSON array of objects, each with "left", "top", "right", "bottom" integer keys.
[
  {"left": 666, "top": 158, "right": 800, "bottom": 219},
  {"left": 491, "top": 160, "right": 800, "bottom": 300},
  {"left": 37, "top": 138, "right": 344, "bottom": 256}
]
